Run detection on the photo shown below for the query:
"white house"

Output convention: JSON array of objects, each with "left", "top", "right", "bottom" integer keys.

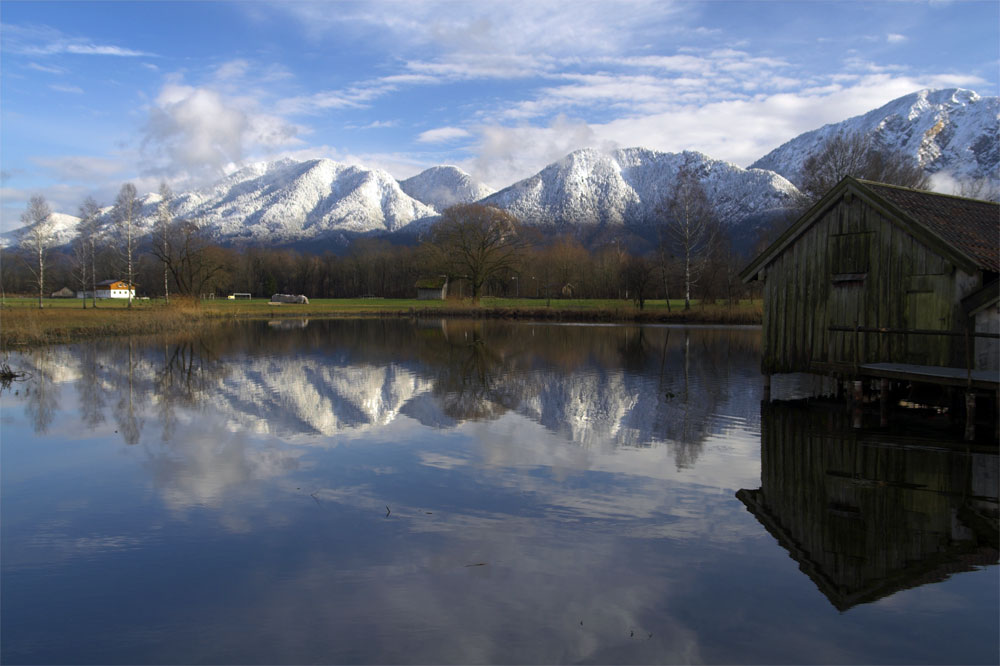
[{"left": 78, "top": 279, "right": 135, "bottom": 300}]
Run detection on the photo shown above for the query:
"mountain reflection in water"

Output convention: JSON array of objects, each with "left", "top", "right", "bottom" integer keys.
[
  {"left": 12, "top": 320, "right": 762, "bottom": 462},
  {"left": 2, "top": 320, "right": 996, "bottom": 665}
]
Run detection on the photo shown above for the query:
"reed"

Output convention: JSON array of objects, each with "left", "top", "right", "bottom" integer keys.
[
  {"left": 1, "top": 299, "right": 212, "bottom": 349},
  {"left": 0, "top": 296, "right": 760, "bottom": 349}
]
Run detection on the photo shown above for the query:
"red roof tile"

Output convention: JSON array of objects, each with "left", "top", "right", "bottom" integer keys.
[{"left": 861, "top": 181, "right": 999, "bottom": 272}]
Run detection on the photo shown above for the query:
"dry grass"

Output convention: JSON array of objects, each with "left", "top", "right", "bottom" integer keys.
[
  {"left": 1, "top": 298, "right": 212, "bottom": 349},
  {"left": 0, "top": 296, "right": 761, "bottom": 349}
]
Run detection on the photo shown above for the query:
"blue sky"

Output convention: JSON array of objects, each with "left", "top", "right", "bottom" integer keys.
[{"left": 1, "top": 0, "right": 997, "bottom": 231}]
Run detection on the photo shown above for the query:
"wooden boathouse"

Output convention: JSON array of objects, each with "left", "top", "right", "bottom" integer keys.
[{"left": 740, "top": 177, "right": 999, "bottom": 436}]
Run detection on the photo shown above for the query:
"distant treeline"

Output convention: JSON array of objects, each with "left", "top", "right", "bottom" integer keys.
[{"left": 1, "top": 222, "right": 776, "bottom": 305}]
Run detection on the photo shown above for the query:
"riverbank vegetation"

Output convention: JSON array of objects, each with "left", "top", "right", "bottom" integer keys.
[{"left": 0, "top": 296, "right": 761, "bottom": 349}]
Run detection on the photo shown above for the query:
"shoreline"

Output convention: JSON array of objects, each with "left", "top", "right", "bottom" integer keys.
[{"left": 0, "top": 298, "right": 762, "bottom": 349}]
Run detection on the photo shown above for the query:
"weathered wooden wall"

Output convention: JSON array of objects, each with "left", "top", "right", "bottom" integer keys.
[
  {"left": 761, "top": 194, "right": 978, "bottom": 374},
  {"left": 974, "top": 304, "right": 1000, "bottom": 371}
]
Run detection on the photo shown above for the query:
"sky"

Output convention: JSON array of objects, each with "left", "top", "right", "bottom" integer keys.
[{"left": 1, "top": 0, "right": 997, "bottom": 232}]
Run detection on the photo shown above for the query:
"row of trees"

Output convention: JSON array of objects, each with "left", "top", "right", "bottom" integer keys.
[
  {"left": 3, "top": 194, "right": 749, "bottom": 310},
  {"left": 7, "top": 181, "right": 228, "bottom": 309},
  {"left": 7, "top": 131, "right": 953, "bottom": 309}
]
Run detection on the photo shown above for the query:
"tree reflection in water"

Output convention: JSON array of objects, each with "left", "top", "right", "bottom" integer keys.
[{"left": 7, "top": 320, "right": 762, "bottom": 462}]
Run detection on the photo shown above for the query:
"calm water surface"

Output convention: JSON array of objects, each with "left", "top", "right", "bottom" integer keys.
[{"left": 1, "top": 320, "right": 997, "bottom": 664}]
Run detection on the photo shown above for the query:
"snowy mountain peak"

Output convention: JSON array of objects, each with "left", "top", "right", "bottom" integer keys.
[
  {"left": 157, "top": 157, "right": 439, "bottom": 244},
  {"left": 751, "top": 87, "right": 999, "bottom": 188},
  {"left": 482, "top": 146, "right": 800, "bottom": 230},
  {"left": 398, "top": 166, "right": 495, "bottom": 212}
]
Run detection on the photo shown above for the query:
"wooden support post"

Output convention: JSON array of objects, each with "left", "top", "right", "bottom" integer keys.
[
  {"left": 965, "top": 392, "right": 976, "bottom": 441},
  {"left": 763, "top": 374, "right": 771, "bottom": 402},
  {"left": 880, "top": 378, "right": 890, "bottom": 427},
  {"left": 853, "top": 380, "right": 864, "bottom": 429}
]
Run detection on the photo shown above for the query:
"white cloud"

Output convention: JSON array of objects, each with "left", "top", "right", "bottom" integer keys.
[
  {"left": 416, "top": 127, "right": 473, "bottom": 144},
  {"left": 467, "top": 115, "right": 618, "bottom": 188},
  {"left": 275, "top": 1, "right": 681, "bottom": 58},
  {"left": 458, "top": 73, "right": 989, "bottom": 187},
  {"left": 49, "top": 84, "right": 83, "bottom": 94},
  {"left": 2, "top": 23, "right": 154, "bottom": 57},
  {"left": 28, "top": 62, "right": 66, "bottom": 74},
  {"left": 349, "top": 120, "right": 398, "bottom": 129},
  {"left": 887, "top": 33, "right": 907, "bottom": 44},
  {"left": 141, "top": 81, "right": 302, "bottom": 183},
  {"left": 33, "top": 155, "right": 125, "bottom": 181}
]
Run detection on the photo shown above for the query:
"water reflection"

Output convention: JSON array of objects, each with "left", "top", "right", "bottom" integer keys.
[
  {"left": 738, "top": 401, "right": 999, "bottom": 611},
  {"left": 3, "top": 321, "right": 996, "bottom": 665},
  {"left": 7, "top": 321, "right": 762, "bottom": 462}
]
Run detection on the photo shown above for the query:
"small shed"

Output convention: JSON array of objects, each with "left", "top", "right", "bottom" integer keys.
[
  {"left": 416, "top": 276, "right": 449, "bottom": 300},
  {"left": 51, "top": 286, "right": 75, "bottom": 298},
  {"left": 740, "top": 177, "right": 999, "bottom": 379}
]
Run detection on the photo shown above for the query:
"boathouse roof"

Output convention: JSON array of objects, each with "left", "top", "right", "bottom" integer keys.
[{"left": 741, "top": 177, "right": 1000, "bottom": 282}]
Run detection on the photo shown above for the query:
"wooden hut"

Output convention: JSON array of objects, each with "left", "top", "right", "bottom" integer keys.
[
  {"left": 740, "top": 177, "right": 999, "bottom": 394},
  {"left": 416, "top": 276, "right": 448, "bottom": 300}
]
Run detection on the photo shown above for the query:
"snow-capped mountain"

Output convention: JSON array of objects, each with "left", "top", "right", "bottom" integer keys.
[
  {"left": 6, "top": 88, "right": 996, "bottom": 251},
  {"left": 3, "top": 159, "right": 441, "bottom": 248},
  {"left": 399, "top": 166, "right": 495, "bottom": 212},
  {"left": 35, "top": 212, "right": 82, "bottom": 248},
  {"left": 162, "top": 158, "right": 439, "bottom": 244},
  {"left": 751, "top": 88, "right": 1000, "bottom": 188},
  {"left": 481, "top": 147, "right": 801, "bottom": 229}
]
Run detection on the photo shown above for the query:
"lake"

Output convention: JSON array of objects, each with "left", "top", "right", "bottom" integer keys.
[{"left": 1, "top": 319, "right": 997, "bottom": 664}]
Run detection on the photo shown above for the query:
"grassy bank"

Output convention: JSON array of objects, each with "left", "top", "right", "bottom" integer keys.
[
  {"left": 1, "top": 298, "right": 216, "bottom": 348},
  {"left": 1, "top": 296, "right": 761, "bottom": 348}
]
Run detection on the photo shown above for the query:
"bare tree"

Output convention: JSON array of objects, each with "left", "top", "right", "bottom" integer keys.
[
  {"left": 655, "top": 225, "right": 674, "bottom": 312},
  {"left": 0, "top": 246, "right": 10, "bottom": 307},
  {"left": 800, "top": 131, "right": 929, "bottom": 203},
  {"left": 956, "top": 177, "right": 1000, "bottom": 203},
  {"left": 622, "top": 254, "right": 655, "bottom": 310},
  {"left": 70, "top": 237, "right": 89, "bottom": 308},
  {"left": 426, "top": 204, "right": 525, "bottom": 303},
  {"left": 150, "top": 217, "right": 228, "bottom": 297},
  {"left": 19, "top": 195, "right": 54, "bottom": 309},
  {"left": 113, "top": 183, "right": 141, "bottom": 308},
  {"left": 658, "top": 168, "right": 718, "bottom": 310},
  {"left": 77, "top": 197, "right": 103, "bottom": 308},
  {"left": 155, "top": 182, "right": 173, "bottom": 303}
]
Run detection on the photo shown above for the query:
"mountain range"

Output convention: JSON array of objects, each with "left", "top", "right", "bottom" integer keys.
[{"left": 7, "top": 87, "right": 997, "bottom": 251}]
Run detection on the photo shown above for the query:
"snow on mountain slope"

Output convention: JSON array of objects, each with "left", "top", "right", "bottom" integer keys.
[
  {"left": 0, "top": 212, "right": 82, "bottom": 249},
  {"left": 165, "top": 158, "right": 439, "bottom": 243},
  {"left": 751, "top": 88, "right": 1000, "bottom": 188},
  {"left": 481, "top": 147, "right": 800, "bottom": 229},
  {"left": 399, "top": 166, "right": 495, "bottom": 212}
]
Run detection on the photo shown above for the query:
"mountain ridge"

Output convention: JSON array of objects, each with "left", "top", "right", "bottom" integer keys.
[
  {"left": 751, "top": 88, "right": 999, "bottom": 187},
  {"left": 6, "top": 87, "right": 996, "bottom": 250}
]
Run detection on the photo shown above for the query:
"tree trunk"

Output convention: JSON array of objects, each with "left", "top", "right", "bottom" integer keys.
[
  {"left": 683, "top": 249, "right": 691, "bottom": 311},
  {"left": 37, "top": 242, "right": 44, "bottom": 309},
  {"left": 127, "top": 224, "right": 133, "bottom": 309}
]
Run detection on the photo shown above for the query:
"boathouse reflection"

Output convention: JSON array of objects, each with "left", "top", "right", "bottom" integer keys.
[{"left": 738, "top": 401, "right": 999, "bottom": 611}]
